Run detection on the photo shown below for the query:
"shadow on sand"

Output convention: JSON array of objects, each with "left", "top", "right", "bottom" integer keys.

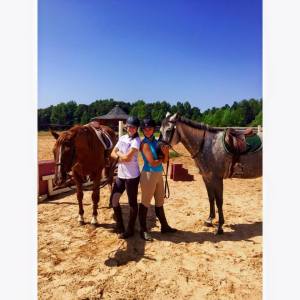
[
  {"left": 38, "top": 188, "right": 112, "bottom": 208},
  {"left": 151, "top": 221, "right": 262, "bottom": 244},
  {"left": 104, "top": 204, "right": 262, "bottom": 267},
  {"left": 104, "top": 204, "right": 158, "bottom": 267}
]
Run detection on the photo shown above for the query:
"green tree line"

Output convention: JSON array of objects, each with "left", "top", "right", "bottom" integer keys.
[{"left": 38, "top": 98, "right": 262, "bottom": 130}]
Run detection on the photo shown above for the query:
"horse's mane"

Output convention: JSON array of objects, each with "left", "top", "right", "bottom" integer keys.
[
  {"left": 57, "top": 125, "right": 85, "bottom": 143},
  {"left": 179, "top": 117, "right": 222, "bottom": 133}
]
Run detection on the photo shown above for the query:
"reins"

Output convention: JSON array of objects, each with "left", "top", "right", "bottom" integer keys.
[
  {"left": 160, "top": 119, "right": 207, "bottom": 198},
  {"left": 163, "top": 159, "right": 170, "bottom": 198}
]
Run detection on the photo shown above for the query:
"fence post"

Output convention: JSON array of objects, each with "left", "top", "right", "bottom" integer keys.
[
  {"left": 258, "top": 125, "right": 262, "bottom": 132},
  {"left": 118, "top": 120, "right": 123, "bottom": 137}
]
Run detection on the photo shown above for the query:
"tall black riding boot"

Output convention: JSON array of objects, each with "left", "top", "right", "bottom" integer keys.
[
  {"left": 138, "top": 203, "right": 153, "bottom": 241},
  {"left": 155, "top": 206, "right": 177, "bottom": 233},
  {"left": 113, "top": 205, "right": 125, "bottom": 234},
  {"left": 120, "top": 205, "right": 138, "bottom": 239}
]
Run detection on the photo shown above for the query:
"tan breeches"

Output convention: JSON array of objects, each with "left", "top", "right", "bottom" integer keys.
[{"left": 140, "top": 171, "right": 164, "bottom": 207}]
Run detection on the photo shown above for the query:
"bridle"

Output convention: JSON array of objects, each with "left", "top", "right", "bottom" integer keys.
[
  {"left": 159, "top": 118, "right": 207, "bottom": 198},
  {"left": 54, "top": 141, "right": 76, "bottom": 187},
  {"left": 159, "top": 118, "right": 207, "bottom": 159}
]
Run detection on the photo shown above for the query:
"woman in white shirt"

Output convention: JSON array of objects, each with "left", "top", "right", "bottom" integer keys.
[{"left": 110, "top": 116, "right": 141, "bottom": 239}]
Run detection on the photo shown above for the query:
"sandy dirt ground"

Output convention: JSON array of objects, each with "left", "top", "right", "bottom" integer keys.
[{"left": 38, "top": 132, "right": 262, "bottom": 300}]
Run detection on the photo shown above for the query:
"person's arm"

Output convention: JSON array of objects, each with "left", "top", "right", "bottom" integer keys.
[
  {"left": 160, "top": 145, "right": 170, "bottom": 163},
  {"left": 111, "top": 146, "right": 120, "bottom": 160},
  {"left": 116, "top": 147, "right": 138, "bottom": 162},
  {"left": 141, "top": 143, "right": 162, "bottom": 167}
]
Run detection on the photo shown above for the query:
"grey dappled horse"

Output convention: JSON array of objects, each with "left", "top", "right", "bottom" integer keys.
[{"left": 159, "top": 113, "right": 262, "bottom": 234}]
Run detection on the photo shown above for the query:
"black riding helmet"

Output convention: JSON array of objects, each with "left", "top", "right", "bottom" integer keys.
[
  {"left": 141, "top": 118, "right": 156, "bottom": 129},
  {"left": 126, "top": 116, "right": 140, "bottom": 128}
]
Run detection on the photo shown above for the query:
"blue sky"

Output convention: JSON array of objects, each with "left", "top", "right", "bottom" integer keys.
[{"left": 38, "top": 0, "right": 262, "bottom": 110}]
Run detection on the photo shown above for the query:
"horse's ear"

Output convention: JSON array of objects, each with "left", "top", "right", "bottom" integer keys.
[
  {"left": 170, "top": 113, "right": 179, "bottom": 122},
  {"left": 50, "top": 129, "right": 59, "bottom": 140},
  {"left": 166, "top": 112, "right": 171, "bottom": 118}
]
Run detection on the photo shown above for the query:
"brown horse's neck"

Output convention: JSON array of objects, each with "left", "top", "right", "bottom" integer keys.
[{"left": 177, "top": 121, "right": 206, "bottom": 156}]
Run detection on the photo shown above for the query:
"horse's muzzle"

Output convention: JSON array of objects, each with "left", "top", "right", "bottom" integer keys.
[{"left": 53, "top": 172, "right": 70, "bottom": 188}]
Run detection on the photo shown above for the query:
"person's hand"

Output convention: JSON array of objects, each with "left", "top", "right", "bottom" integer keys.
[{"left": 161, "top": 145, "right": 170, "bottom": 154}]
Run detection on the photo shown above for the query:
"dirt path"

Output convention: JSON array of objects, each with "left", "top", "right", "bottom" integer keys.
[{"left": 38, "top": 135, "right": 262, "bottom": 299}]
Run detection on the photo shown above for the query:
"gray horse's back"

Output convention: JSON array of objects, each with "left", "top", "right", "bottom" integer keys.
[
  {"left": 202, "top": 131, "right": 262, "bottom": 179},
  {"left": 226, "top": 130, "right": 262, "bottom": 179}
]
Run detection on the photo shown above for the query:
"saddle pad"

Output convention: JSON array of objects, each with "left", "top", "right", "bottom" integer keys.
[{"left": 223, "top": 131, "right": 262, "bottom": 154}]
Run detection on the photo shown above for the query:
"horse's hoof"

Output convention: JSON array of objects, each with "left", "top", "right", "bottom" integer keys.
[
  {"left": 204, "top": 220, "right": 213, "bottom": 227},
  {"left": 79, "top": 221, "right": 85, "bottom": 226},
  {"left": 91, "top": 223, "right": 98, "bottom": 229},
  {"left": 215, "top": 228, "right": 224, "bottom": 235}
]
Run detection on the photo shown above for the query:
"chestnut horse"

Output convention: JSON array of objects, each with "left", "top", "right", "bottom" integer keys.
[{"left": 51, "top": 124, "right": 117, "bottom": 226}]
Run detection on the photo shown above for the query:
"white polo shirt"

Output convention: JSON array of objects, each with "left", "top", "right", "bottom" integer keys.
[{"left": 116, "top": 134, "right": 141, "bottom": 179}]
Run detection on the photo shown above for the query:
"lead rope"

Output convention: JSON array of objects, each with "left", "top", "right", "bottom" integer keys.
[
  {"left": 161, "top": 129, "right": 207, "bottom": 198},
  {"left": 163, "top": 158, "right": 170, "bottom": 198}
]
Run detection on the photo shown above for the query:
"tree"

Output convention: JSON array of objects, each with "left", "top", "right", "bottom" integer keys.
[
  {"left": 80, "top": 111, "right": 90, "bottom": 124},
  {"left": 65, "top": 101, "right": 77, "bottom": 126},
  {"left": 74, "top": 104, "right": 88, "bottom": 124},
  {"left": 230, "top": 108, "right": 244, "bottom": 126},
  {"left": 212, "top": 109, "right": 224, "bottom": 126},
  {"left": 38, "top": 105, "right": 53, "bottom": 130},
  {"left": 50, "top": 103, "right": 67, "bottom": 125},
  {"left": 38, "top": 98, "right": 263, "bottom": 129},
  {"left": 250, "top": 111, "right": 263, "bottom": 126},
  {"left": 183, "top": 101, "right": 192, "bottom": 118},
  {"left": 220, "top": 108, "right": 233, "bottom": 127},
  {"left": 190, "top": 107, "right": 201, "bottom": 121},
  {"left": 130, "top": 100, "right": 148, "bottom": 119}
]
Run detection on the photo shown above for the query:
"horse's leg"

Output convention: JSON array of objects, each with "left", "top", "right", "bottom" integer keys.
[
  {"left": 203, "top": 178, "right": 215, "bottom": 227},
  {"left": 90, "top": 175, "right": 101, "bottom": 227},
  {"left": 214, "top": 177, "right": 224, "bottom": 235},
  {"left": 108, "top": 182, "right": 113, "bottom": 208},
  {"left": 73, "top": 169, "right": 84, "bottom": 225},
  {"left": 107, "top": 167, "right": 113, "bottom": 208}
]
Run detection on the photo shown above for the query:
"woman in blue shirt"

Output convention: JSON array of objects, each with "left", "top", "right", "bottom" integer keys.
[{"left": 139, "top": 118, "right": 177, "bottom": 241}]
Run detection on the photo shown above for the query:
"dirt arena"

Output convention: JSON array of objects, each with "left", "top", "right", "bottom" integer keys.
[{"left": 38, "top": 132, "right": 262, "bottom": 300}]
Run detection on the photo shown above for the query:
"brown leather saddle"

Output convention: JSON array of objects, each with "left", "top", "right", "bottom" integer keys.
[
  {"left": 224, "top": 128, "right": 254, "bottom": 154},
  {"left": 87, "top": 122, "right": 114, "bottom": 168},
  {"left": 88, "top": 122, "right": 114, "bottom": 150},
  {"left": 223, "top": 128, "right": 261, "bottom": 178}
]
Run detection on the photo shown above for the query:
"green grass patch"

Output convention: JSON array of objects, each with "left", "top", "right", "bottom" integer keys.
[{"left": 169, "top": 150, "right": 181, "bottom": 159}]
